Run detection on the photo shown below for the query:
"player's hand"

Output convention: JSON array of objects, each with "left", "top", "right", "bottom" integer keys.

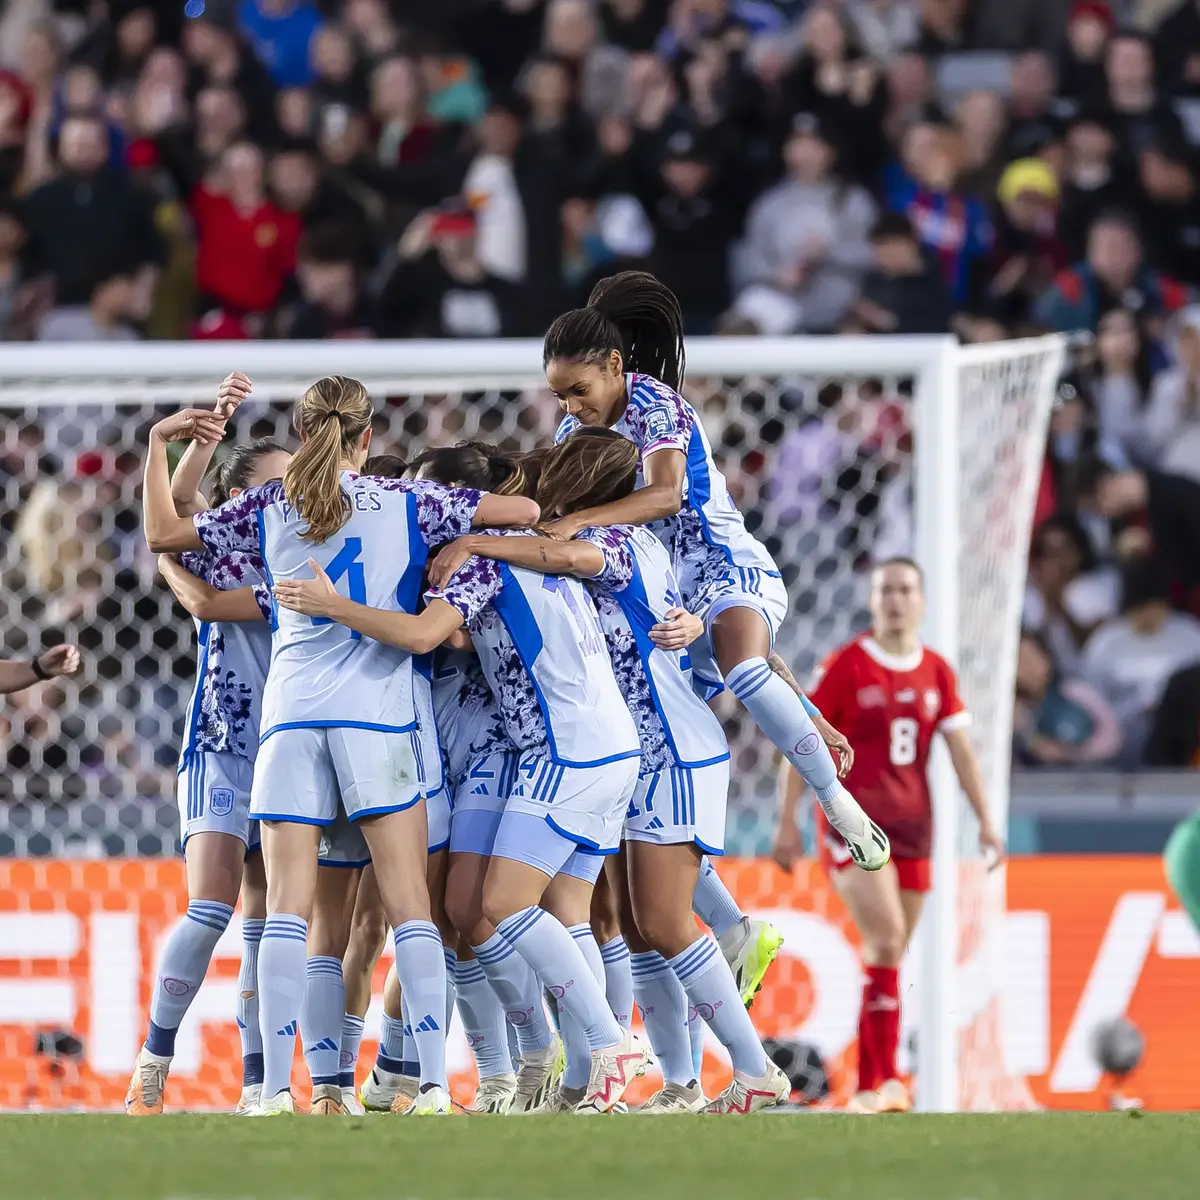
[
  {"left": 538, "top": 515, "right": 584, "bottom": 541},
  {"left": 428, "top": 538, "right": 475, "bottom": 590},
  {"left": 151, "top": 408, "right": 227, "bottom": 446},
  {"left": 272, "top": 558, "right": 340, "bottom": 618},
  {"left": 36, "top": 644, "right": 81, "bottom": 678},
  {"left": 649, "top": 607, "right": 704, "bottom": 651},
  {"left": 980, "top": 822, "right": 1006, "bottom": 870},
  {"left": 215, "top": 371, "right": 252, "bottom": 418},
  {"left": 813, "top": 713, "right": 854, "bottom": 777},
  {"left": 772, "top": 818, "right": 804, "bottom": 873}
]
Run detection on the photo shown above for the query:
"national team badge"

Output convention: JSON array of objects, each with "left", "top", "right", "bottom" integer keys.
[
  {"left": 924, "top": 689, "right": 940, "bottom": 717},
  {"left": 209, "top": 787, "right": 235, "bottom": 816},
  {"left": 857, "top": 686, "right": 887, "bottom": 708}
]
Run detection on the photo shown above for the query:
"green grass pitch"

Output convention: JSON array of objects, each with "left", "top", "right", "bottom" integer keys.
[{"left": 2, "top": 1113, "right": 1197, "bottom": 1200}]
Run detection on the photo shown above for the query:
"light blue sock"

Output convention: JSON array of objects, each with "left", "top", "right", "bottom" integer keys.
[
  {"left": 376, "top": 1012, "right": 406, "bottom": 1075},
  {"left": 393, "top": 921, "right": 448, "bottom": 1089},
  {"left": 456, "top": 957, "right": 512, "bottom": 1079},
  {"left": 301, "top": 955, "right": 345, "bottom": 1086},
  {"left": 146, "top": 900, "right": 234, "bottom": 1057},
  {"left": 631, "top": 951, "right": 693, "bottom": 1085},
  {"left": 472, "top": 932, "right": 553, "bottom": 1055},
  {"left": 669, "top": 936, "right": 767, "bottom": 1078},
  {"left": 238, "top": 917, "right": 264, "bottom": 1087},
  {"left": 339, "top": 1013, "right": 364, "bottom": 1090},
  {"left": 495, "top": 907, "right": 622, "bottom": 1050},
  {"left": 562, "top": 924, "right": 606, "bottom": 1089},
  {"left": 599, "top": 936, "right": 633, "bottom": 1028},
  {"left": 399, "top": 995, "right": 419, "bottom": 1078},
  {"left": 692, "top": 858, "right": 744, "bottom": 938},
  {"left": 257, "top": 914, "right": 308, "bottom": 1099},
  {"left": 726, "top": 656, "right": 838, "bottom": 795}
]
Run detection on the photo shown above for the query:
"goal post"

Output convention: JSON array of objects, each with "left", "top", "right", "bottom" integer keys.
[{"left": 0, "top": 332, "right": 1063, "bottom": 1111}]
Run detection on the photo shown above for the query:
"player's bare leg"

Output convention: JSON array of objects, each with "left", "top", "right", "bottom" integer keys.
[
  {"left": 712, "top": 607, "right": 888, "bottom": 870},
  {"left": 831, "top": 862, "right": 915, "bottom": 1113},
  {"left": 340, "top": 866, "right": 388, "bottom": 1114}
]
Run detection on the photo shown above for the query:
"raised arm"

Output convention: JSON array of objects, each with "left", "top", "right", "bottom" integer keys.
[
  {"left": 428, "top": 533, "right": 604, "bottom": 590},
  {"left": 170, "top": 372, "right": 253, "bottom": 516},
  {"left": 0, "top": 645, "right": 81, "bottom": 695},
  {"left": 543, "top": 449, "right": 685, "bottom": 540},
  {"left": 143, "top": 410, "right": 228, "bottom": 553},
  {"left": 159, "top": 555, "right": 266, "bottom": 624},
  {"left": 272, "top": 558, "right": 464, "bottom": 654}
]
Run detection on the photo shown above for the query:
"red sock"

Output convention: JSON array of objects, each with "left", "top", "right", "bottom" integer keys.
[
  {"left": 856, "top": 978, "right": 879, "bottom": 1092},
  {"left": 863, "top": 965, "right": 901, "bottom": 1085}
]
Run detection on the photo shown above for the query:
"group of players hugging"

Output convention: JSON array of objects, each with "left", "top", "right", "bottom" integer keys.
[{"left": 110, "top": 270, "right": 1000, "bottom": 1118}]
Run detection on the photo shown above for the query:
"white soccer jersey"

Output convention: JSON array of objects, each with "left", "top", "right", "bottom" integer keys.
[
  {"left": 578, "top": 524, "right": 729, "bottom": 772},
  {"left": 193, "top": 473, "right": 482, "bottom": 742},
  {"left": 555, "top": 373, "right": 779, "bottom": 600},
  {"left": 177, "top": 549, "right": 273, "bottom": 767},
  {"left": 431, "top": 647, "right": 509, "bottom": 785},
  {"left": 412, "top": 653, "right": 445, "bottom": 797},
  {"left": 428, "top": 532, "right": 641, "bottom": 769}
]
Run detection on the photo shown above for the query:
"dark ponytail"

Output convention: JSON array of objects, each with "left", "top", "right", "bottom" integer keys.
[
  {"left": 542, "top": 270, "right": 686, "bottom": 392},
  {"left": 363, "top": 454, "right": 409, "bottom": 479},
  {"left": 209, "top": 438, "right": 287, "bottom": 506}
]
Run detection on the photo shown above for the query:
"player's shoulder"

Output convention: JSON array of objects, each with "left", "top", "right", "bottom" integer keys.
[
  {"left": 811, "top": 635, "right": 869, "bottom": 687},
  {"left": 916, "top": 644, "right": 959, "bottom": 683}
]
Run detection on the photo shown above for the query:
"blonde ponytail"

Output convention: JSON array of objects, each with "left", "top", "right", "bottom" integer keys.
[{"left": 283, "top": 375, "right": 373, "bottom": 543}]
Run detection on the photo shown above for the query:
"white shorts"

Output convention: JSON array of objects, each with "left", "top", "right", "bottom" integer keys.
[
  {"left": 177, "top": 751, "right": 258, "bottom": 852},
  {"left": 624, "top": 760, "right": 730, "bottom": 855},
  {"left": 251, "top": 726, "right": 422, "bottom": 826},
  {"left": 505, "top": 751, "right": 639, "bottom": 853},
  {"left": 318, "top": 807, "right": 371, "bottom": 869},
  {"left": 449, "top": 751, "right": 521, "bottom": 857},
  {"left": 686, "top": 567, "right": 788, "bottom": 696}
]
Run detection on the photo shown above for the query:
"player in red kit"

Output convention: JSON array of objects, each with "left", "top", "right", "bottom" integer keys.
[{"left": 773, "top": 558, "right": 1003, "bottom": 1114}]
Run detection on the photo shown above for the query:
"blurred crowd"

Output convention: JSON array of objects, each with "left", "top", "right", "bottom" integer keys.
[{"left": 0, "top": 0, "right": 1198, "bottom": 813}]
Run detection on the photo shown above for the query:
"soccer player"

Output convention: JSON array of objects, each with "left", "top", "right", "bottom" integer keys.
[
  {"left": 127, "top": 375, "right": 291, "bottom": 1116},
  {"left": 272, "top": 494, "right": 652, "bottom": 1115},
  {"left": 141, "top": 375, "right": 538, "bottom": 1116},
  {"left": 430, "top": 428, "right": 790, "bottom": 1114},
  {"left": 541, "top": 272, "right": 888, "bottom": 968},
  {"left": 773, "top": 557, "right": 1003, "bottom": 1114}
]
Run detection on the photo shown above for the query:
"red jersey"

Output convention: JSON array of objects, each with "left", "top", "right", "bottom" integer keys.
[{"left": 809, "top": 634, "right": 969, "bottom": 859}]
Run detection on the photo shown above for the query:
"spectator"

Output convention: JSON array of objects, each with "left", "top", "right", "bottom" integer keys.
[
  {"left": 37, "top": 262, "right": 141, "bottom": 343},
  {"left": 988, "top": 157, "right": 1068, "bottom": 326},
  {"left": 1005, "top": 51, "right": 1060, "bottom": 160},
  {"left": 1024, "top": 514, "right": 1112, "bottom": 674},
  {"left": 1014, "top": 630, "right": 1123, "bottom": 766},
  {"left": 343, "top": 0, "right": 400, "bottom": 63},
  {"left": 1091, "top": 306, "right": 1155, "bottom": 459},
  {"left": 1144, "top": 306, "right": 1200, "bottom": 481},
  {"left": 1033, "top": 210, "right": 1185, "bottom": 333},
  {"left": 283, "top": 223, "right": 378, "bottom": 338},
  {"left": 309, "top": 23, "right": 368, "bottom": 112},
  {"left": 847, "top": 0, "right": 920, "bottom": 63},
  {"left": 182, "top": 2, "right": 276, "bottom": 143},
  {"left": 462, "top": 96, "right": 528, "bottom": 284},
  {"left": 371, "top": 55, "right": 442, "bottom": 167},
  {"left": 380, "top": 202, "right": 519, "bottom": 338},
  {"left": 1058, "top": 2, "right": 1112, "bottom": 106},
  {"left": 655, "top": 0, "right": 785, "bottom": 61},
  {"left": 1145, "top": 663, "right": 1200, "bottom": 766},
  {"left": 779, "top": 2, "right": 888, "bottom": 184},
  {"left": 847, "top": 211, "right": 951, "bottom": 334},
  {"left": 22, "top": 112, "right": 164, "bottom": 308},
  {"left": 915, "top": 0, "right": 970, "bottom": 55},
  {"left": 885, "top": 121, "right": 991, "bottom": 309},
  {"left": 733, "top": 112, "right": 876, "bottom": 334},
  {"left": 1081, "top": 555, "right": 1200, "bottom": 761},
  {"left": 601, "top": 0, "right": 668, "bottom": 53},
  {"left": 1135, "top": 134, "right": 1200, "bottom": 286},
  {"left": 267, "top": 138, "right": 369, "bottom": 238},
  {"left": 1058, "top": 110, "right": 1130, "bottom": 262},
  {"left": 521, "top": 54, "right": 596, "bottom": 185},
  {"left": 1100, "top": 33, "right": 1184, "bottom": 174},
  {"left": 238, "top": 0, "right": 324, "bottom": 89},
  {"left": 0, "top": 197, "right": 44, "bottom": 342},
  {"left": 1152, "top": 0, "right": 1200, "bottom": 99},
  {"left": 191, "top": 140, "right": 301, "bottom": 322},
  {"left": 954, "top": 89, "right": 1009, "bottom": 200}
]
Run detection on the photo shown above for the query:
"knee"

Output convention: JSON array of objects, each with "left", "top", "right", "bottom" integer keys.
[
  {"left": 347, "top": 906, "right": 389, "bottom": 967},
  {"left": 864, "top": 924, "right": 907, "bottom": 967},
  {"left": 590, "top": 894, "right": 621, "bottom": 946},
  {"left": 445, "top": 884, "right": 483, "bottom": 942},
  {"left": 631, "top": 903, "right": 690, "bottom": 959},
  {"left": 480, "top": 875, "right": 520, "bottom": 930}
]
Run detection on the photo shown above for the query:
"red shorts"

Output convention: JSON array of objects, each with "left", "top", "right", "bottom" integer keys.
[{"left": 815, "top": 810, "right": 931, "bottom": 893}]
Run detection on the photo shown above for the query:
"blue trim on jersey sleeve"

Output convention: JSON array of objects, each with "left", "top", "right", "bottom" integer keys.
[
  {"left": 684, "top": 426, "right": 733, "bottom": 565},
  {"left": 396, "top": 492, "right": 430, "bottom": 613},
  {"left": 259, "top": 719, "right": 416, "bottom": 743},
  {"left": 254, "top": 510, "right": 279, "bottom": 632}
]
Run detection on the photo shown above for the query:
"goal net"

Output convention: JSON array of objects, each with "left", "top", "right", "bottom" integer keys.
[{"left": 0, "top": 334, "right": 1062, "bottom": 1111}]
